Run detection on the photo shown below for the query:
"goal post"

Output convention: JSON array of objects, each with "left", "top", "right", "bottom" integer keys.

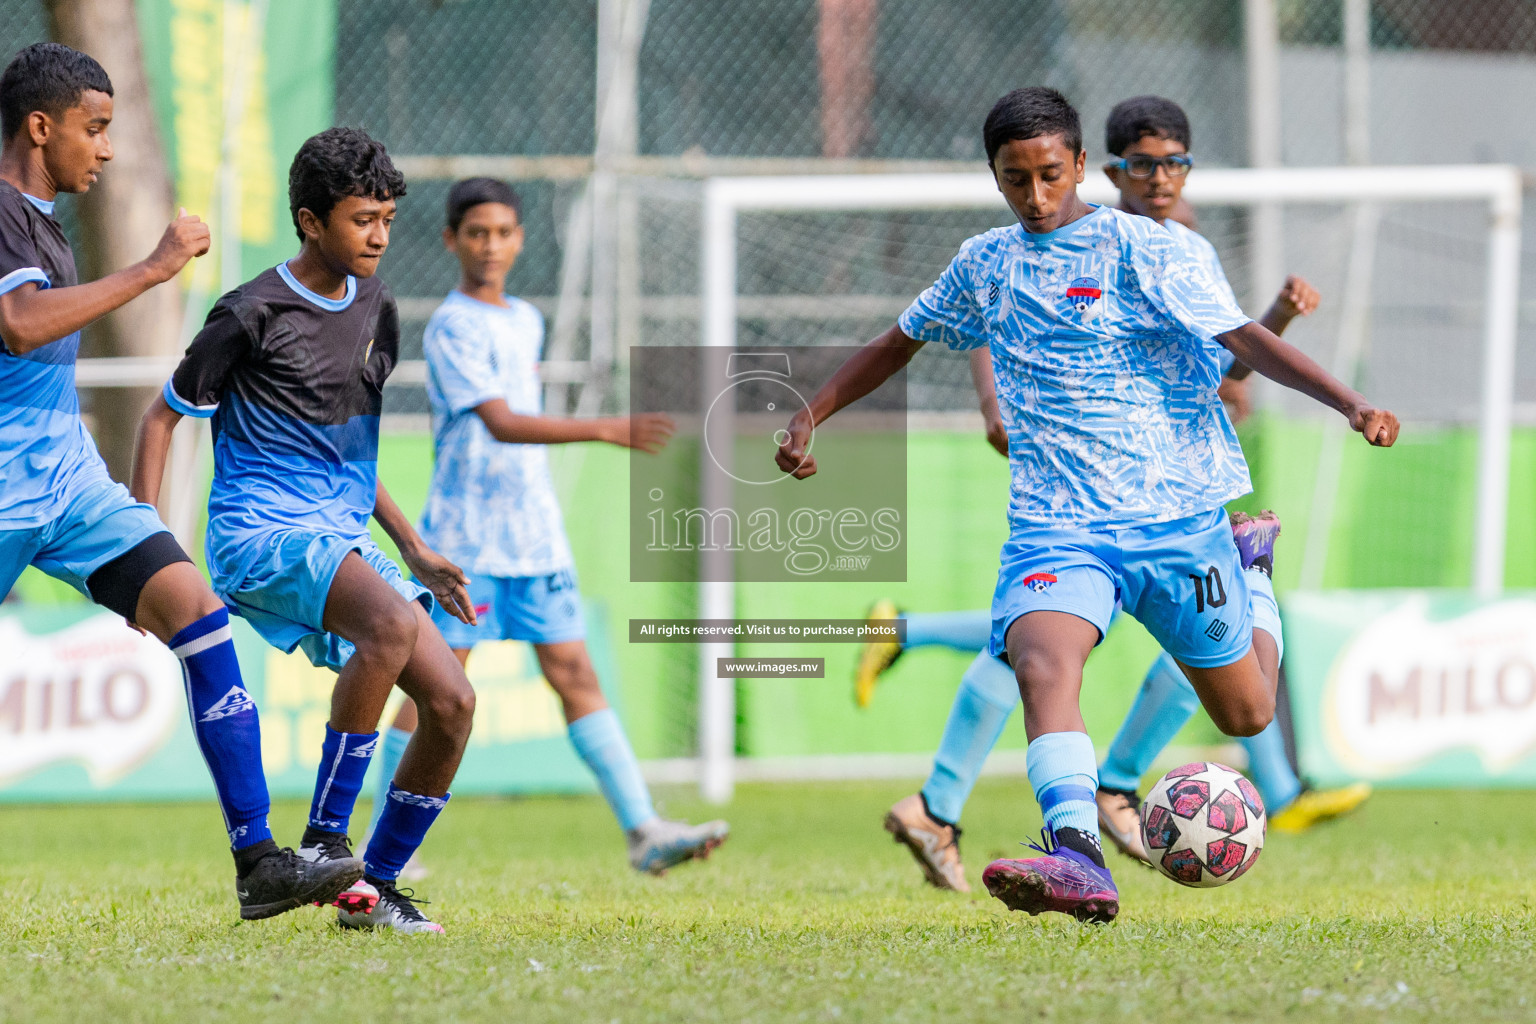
[{"left": 697, "top": 164, "right": 1523, "bottom": 803}]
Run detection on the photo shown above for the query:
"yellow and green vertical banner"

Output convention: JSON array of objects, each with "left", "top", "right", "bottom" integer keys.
[{"left": 136, "top": 0, "right": 335, "bottom": 295}]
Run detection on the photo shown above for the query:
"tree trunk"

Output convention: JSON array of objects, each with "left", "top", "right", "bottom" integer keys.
[
  {"left": 45, "top": 0, "right": 180, "bottom": 485},
  {"left": 817, "top": 0, "right": 877, "bottom": 159}
]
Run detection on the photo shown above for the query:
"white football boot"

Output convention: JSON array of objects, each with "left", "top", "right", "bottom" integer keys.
[
  {"left": 627, "top": 817, "right": 730, "bottom": 875},
  {"left": 337, "top": 875, "right": 444, "bottom": 934}
]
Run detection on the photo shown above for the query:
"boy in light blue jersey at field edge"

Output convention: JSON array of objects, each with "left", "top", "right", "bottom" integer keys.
[
  {"left": 867, "top": 96, "right": 1368, "bottom": 894},
  {"left": 775, "top": 87, "right": 1398, "bottom": 923},
  {"left": 368, "top": 178, "right": 728, "bottom": 876},
  {"left": 0, "top": 43, "right": 359, "bottom": 922}
]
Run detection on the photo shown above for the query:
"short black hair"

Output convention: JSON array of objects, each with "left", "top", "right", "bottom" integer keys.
[
  {"left": 446, "top": 177, "right": 522, "bottom": 231},
  {"left": 0, "top": 43, "right": 113, "bottom": 141},
  {"left": 1105, "top": 96, "right": 1191, "bottom": 156},
  {"left": 287, "top": 126, "right": 406, "bottom": 240},
  {"left": 983, "top": 87, "right": 1081, "bottom": 165}
]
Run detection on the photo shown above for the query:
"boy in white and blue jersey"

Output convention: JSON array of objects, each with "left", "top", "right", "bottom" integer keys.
[
  {"left": 136, "top": 129, "right": 480, "bottom": 935},
  {"left": 0, "top": 43, "right": 362, "bottom": 921},
  {"left": 775, "top": 88, "right": 1398, "bottom": 923},
  {"left": 368, "top": 179, "right": 728, "bottom": 876},
  {"left": 876, "top": 97, "right": 1364, "bottom": 894}
]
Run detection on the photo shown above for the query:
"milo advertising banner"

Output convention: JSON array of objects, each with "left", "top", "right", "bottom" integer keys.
[
  {"left": 1283, "top": 590, "right": 1536, "bottom": 787},
  {"left": 0, "top": 603, "right": 606, "bottom": 802}
]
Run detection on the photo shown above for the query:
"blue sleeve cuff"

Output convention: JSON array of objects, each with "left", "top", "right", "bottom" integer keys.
[
  {"left": 0, "top": 266, "right": 49, "bottom": 297},
  {"left": 162, "top": 379, "right": 217, "bottom": 419}
]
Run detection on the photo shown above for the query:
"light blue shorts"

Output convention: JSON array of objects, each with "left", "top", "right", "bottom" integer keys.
[
  {"left": 0, "top": 476, "right": 167, "bottom": 600},
  {"left": 220, "top": 529, "right": 433, "bottom": 671},
  {"left": 432, "top": 568, "right": 586, "bottom": 649},
  {"left": 989, "top": 508, "right": 1253, "bottom": 669}
]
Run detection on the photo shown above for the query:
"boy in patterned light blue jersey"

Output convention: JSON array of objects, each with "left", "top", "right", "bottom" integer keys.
[
  {"left": 873, "top": 96, "right": 1366, "bottom": 894},
  {"left": 775, "top": 87, "right": 1398, "bottom": 923},
  {"left": 368, "top": 178, "right": 728, "bottom": 876}
]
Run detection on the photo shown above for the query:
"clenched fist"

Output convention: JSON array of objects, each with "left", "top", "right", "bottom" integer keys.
[{"left": 145, "top": 208, "right": 212, "bottom": 283}]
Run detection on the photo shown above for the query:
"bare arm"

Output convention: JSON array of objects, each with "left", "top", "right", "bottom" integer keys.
[
  {"left": 473, "top": 399, "right": 674, "bottom": 453},
  {"left": 131, "top": 393, "right": 183, "bottom": 510},
  {"left": 775, "top": 324, "right": 926, "bottom": 479},
  {"left": 373, "top": 480, "right": 477, "bottom": 626},
  {"left": 1225, "top": 275, "right": 1319, "bottom": 382},
  {"left": 967, "top": 347, "right": 1007, "bottom": 456},
  {"left": 0, "top": 211, "right": 209, "bottom": 355},
  {"left": 1217, "top": 320, "right": 1398, "bottom": 445}
]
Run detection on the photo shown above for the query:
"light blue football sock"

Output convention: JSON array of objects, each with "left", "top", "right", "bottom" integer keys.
[
  {"left": 901, "top": 610, "right": 992, "bottom": 653},
  {"left": 1097, "top": 651, "right": 1202, "bottom": 793},
  {"left": 921, "top": 652, "right": 1020, "bottom": 824},
  {"left": 1247, "top": 569, "right": 1284, "bottom": 662},
  {"left": 367, "top": 726, "right": 412, "bottom": 835},
  {"left": 1239, "top": 720, "right": 1302, "bottom": 812},
  {"left": 569, "top": 708, "right": 656, "bottom": 832},
  {"left": 1027, "top": 731, "right": 1101, "bottom": 839},
  {"left": 1241, "top": 569, "right": 1299, "bottom": 809}
]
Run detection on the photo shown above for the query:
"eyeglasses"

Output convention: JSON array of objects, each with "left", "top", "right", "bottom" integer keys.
[{"left": 1109, "top": 154, "right": 1194, "bottom": 179}]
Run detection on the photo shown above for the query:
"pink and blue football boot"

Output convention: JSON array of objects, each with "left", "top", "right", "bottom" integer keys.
[
  {"left": 982, "top": 829, "right": 1119, "bottom": 924},
  {"left": 1229, "top": 509, "right": 1280, "bottom": 577}
]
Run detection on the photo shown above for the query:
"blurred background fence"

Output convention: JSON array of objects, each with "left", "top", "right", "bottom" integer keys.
[{"left": 3, "top": 1, "right": 1534, "bottom": 419}]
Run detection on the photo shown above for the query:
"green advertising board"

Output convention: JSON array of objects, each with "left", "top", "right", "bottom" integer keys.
[
  {"left": 0, "top": 602, "right": 615, "bottom": 802},
  {"left": 1284, "top": 590, "right": 1536, "bottom": 788},
  {"left": 136, "top": 0, "right": 335, "bottom": 292}
]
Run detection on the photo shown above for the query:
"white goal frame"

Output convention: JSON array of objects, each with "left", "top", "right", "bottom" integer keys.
[{"left": 696, "top": 165, "right": 1523, "bottom": 803}]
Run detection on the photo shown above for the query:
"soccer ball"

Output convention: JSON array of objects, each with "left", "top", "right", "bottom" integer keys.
[{"left": 1139, "top": 761, "right": 1266, "bottom": 888}]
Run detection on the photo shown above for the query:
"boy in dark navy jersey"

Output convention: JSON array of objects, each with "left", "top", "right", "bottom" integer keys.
[
  {"left": 0, "top": 42, "right": 361, "bottom": 921},
  {"left": 135, "top": 127, "right": 477, "bottom": 935}
]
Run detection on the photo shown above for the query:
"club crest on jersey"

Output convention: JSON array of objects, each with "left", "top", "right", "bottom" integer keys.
[
  {"left": 1065, "top": 277, "right": 1102, "bottom": 321},
  {"left": 1023, "top": 572, "right": 1058, "bottom": 593}
]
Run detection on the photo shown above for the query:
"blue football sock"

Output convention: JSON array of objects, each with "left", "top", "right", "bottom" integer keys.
[
  {"left": 1240, "top": 719, "right": 1302, "bottom": 812},
  {"left": 308, "top": 724, "right": 378, "bottom": 833},
  {"left": 364, "top": 784, "right": 449, "bottom": 881},
  {"left": 367, "top": 726, "right": 412, "bottom": 835},
  {"left": 901, "top": 610, "right": 993, "bottom": 653},
  {"left": 921, "top": 652, "right": 1019, "bottom": 824},
  {"left": 1097, "top": 651, "right": 1202, "bottom": 794},
  {"left": 569, "top": 708, "right": 656, "bottom": 831},
  {"left": 1027, "top": 731, "right": 1100, "bottom": 838},
  {"left": 170, "top": 608, "right": 272, "bottom": 851}
]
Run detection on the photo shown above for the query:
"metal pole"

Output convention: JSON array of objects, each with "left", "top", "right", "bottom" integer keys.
[
  {"left": 698, "top": 180, "right": 736, "bottom": 804},
  {"left": 1244, "top": 0, "right": 1284, "bottom": 305},
  {"left": 1342, "top": 0, "right": 1370, "bottom": 166},
  {"left": 591, "top": 0, "right": 651, "bottom": 411},
  {"left": 1298, "top": 202, "right": 1379, "bottom": 590},
  {"left": 1473, "top": 173, "right": 1523, "bottom": 598}
]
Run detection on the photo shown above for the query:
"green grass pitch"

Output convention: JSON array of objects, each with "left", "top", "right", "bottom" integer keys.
[{"left": 1, "top": 781, "right": 1532, "bottom": 1022}]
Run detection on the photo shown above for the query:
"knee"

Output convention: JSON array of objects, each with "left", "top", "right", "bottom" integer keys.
[
  {"left": 355, "top": 600, "right": 419, "bottom": 667},
  {"left": 424, "top": 681, "right": 476, "bottom": 742},
  {"left": 543, "top": 648, "right": 598, "bottom": 695},
  {"left": 1014, "top": 646, "right": 1080, "bottom": 695},
  {"left": 1210, "top": 692, "right": 1274, "bottom": 738}
]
